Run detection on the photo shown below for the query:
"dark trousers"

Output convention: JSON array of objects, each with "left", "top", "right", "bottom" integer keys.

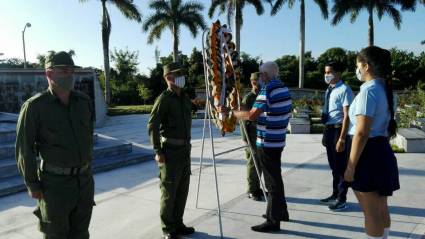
[
  {"left": 34, "top": 171, "right": 94, "bottom": 239},
  {"left": 322, "top": 126, "right": 349, "bottom": 202},
  {"left": 159, "top": 144, "right": 191, "bottom": 234},
  {"left": 243, "top": 124, "right": 262, "bottom": 194},
  {"left": 257, "top": 147, "right": 287, "bottom": 224}
]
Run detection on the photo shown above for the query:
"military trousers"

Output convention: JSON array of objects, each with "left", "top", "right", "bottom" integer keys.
[
  {"left": 159, "top": 143, "right": 191, "bottom": 234},
  {"left": 34, "top": 170, "right": 94, "bottom": 239},
  {"left": 244, "top": 124, "right": 262, "bottom": 194}
]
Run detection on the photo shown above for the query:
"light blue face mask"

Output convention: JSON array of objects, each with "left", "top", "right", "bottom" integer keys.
[{"left": 324, "top": 74, "right": 335, "bottom": 84}]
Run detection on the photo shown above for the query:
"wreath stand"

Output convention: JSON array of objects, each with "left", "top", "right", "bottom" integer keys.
[{"left": 193, "top": 28, "right": 267, "bottom": 239}]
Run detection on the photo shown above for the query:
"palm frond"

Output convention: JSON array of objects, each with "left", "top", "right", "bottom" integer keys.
[
  {"left": 313, "top": 0, "right": 328, "bottom": 19},
  {"left": 208, "top": 0, "right": 227, "bottom": 18},
  {"left": 147, "top": 21, "right": 168, "bottom": 44},
  {"left": 149, "top": 0, "right": 170, "bottom": 11},
  {"left": 382, "top": 3, "right": 402, "bottom": 29},
  {"left": 112, "top": 0, "right": 142, "bottom": 22},
  {"left": 245, "top": 0, "right": 265, "bottom": 15},
  {"left": 143, "top": 12, "right": 170, "bottom": 31},
  {"left": 270, "top": 0, "right": 286, "bottom": 16}
]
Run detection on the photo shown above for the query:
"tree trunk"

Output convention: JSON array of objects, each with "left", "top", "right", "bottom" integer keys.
[
  {"left": 102, "top": 0, "right": 111, "bottom": 105},
  {"left": 227, "top": 0, "right": 234, "bottom": 29},
  {"left": 368, "top": 5, "right": 374, "bottom": 46},
  {"left": 173, "top": 24, "right": 179, "bottom": 62},
  {"left": 299, "top": 0, "right": 305, "bottom": 88},
  {"left": 234, "top": 2, "right": 241, "bottom": 53}
]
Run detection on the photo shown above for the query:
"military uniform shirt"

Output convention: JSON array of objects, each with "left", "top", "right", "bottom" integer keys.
[
  {"left": 15, "top": 89, "right": 94, "bottom": 192},
  {"left": 147, "top": 89, "right": 192, "bottom": 154}
]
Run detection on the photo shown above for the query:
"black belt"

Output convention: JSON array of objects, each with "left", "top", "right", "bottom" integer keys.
[
  {"left": 325, "top": 124, "right": 342, "bottom": 129},
  {"left": 161, "top": 137, "right": 190, "bottom": 146},
  {"left": 40, "top": 161, "right": 90, "bottom": 176}
]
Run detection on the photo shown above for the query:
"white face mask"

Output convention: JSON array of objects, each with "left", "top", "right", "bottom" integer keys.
[
  {"left": 324, "top": 74, "right": 334, "bottom": 84},
  {"left": 174, "top": 76, "right": 185, "bottom": 88},
  {"left": 356, "top": 68, "right": 363, "bottom": 82}
]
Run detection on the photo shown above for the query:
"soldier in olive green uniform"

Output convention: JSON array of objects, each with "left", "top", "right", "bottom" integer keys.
[
  {"left": 147, "top": 63, "right": 194, "bottom": 239},
  {"left": 241, "top": 72, "right": 263, "bottom": 201},
  {"left": 15, "top": 52, "right": 94, "bottom": 239}
]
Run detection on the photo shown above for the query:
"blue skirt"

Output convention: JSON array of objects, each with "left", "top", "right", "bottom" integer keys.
[{"left": 347, "top": 136, "right": 400, "bottom": 196}]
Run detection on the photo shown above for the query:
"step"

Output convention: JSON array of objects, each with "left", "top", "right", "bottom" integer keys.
[
  {"left": 0, "top": 143, "right": 15, "bottom": 159},
  {"left": 0, "top": 112, "right": 18, "bottom": 123},
  {"left": 0, "top": 175, "right": 26, "bottom": 198},
  {"left": 0, "top": 130, "right": 16, "bottom": 144},
  {"left": 0, "top": 147, "right": 154, "bottom": 197},
  {"left": 93, "top": 135, "right": 132, "bottom": 159},
  {"left": 0, "top": 136, "right": 128, "bottom": 161},
  {"left": 0, "top": 158, "right": 19, "bottom": 179},
  {"left": 92, "top": 145, "right": 153, "bottom": 174}
]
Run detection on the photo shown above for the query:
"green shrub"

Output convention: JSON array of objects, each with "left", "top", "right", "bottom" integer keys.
[
  {"left": 391, "top": 144, "right": 405, "bottom": 153},
  {"left": 108, "top": 105, "right": 153, "bottom": 116},
  {"left": 311, "top": 124, "right": 325, "bottom": 134}
]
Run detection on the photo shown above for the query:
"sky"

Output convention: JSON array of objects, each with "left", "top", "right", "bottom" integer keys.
[{"left": 0, "top": 0, "right": 424, "bottom": 75}]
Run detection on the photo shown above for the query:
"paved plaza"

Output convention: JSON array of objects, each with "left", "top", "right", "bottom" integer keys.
[{"left": 0, "top": 115, "right": 424, "bottom": 239}]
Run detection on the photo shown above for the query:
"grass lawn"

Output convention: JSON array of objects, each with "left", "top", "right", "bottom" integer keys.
[{"left": 108, "top": 105, "right": 153, "bottom": 116}]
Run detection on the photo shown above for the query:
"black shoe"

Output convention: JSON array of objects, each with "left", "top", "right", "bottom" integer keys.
[
  {"left": 162, "top": 232, "right": 178, "bottom": 239},
  {"left": 262, "top": 211, "right": 290, "bottom": 222},
  {"left": 176, "top": 225, "right": 195, "bottom": 235},
  {"left": 248, "top": 192, "right": 263, "bottom": 201},
  {"left": 328, "top": 200, "right": 348, "bottom": 211},
  {"left": 251, "top": 221, "right": 280, "bottom": 232},
  {"left": 320, "top": 195, "right": 337, "bottom": 204}
]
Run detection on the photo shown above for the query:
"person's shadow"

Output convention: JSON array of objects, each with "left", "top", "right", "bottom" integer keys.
[{"left": 182, "top": 232, "right": 237, "bottom": 239}]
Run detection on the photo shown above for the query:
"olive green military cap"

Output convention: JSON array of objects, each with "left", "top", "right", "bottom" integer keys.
[
  {"left": 163, "top": 62, "right": 185, "bottom": 76},
  {"left": 250, "top": 72, "right": 259, "bottom": 81},
  {"left": 45, "top": 51, "right": 75, "bottom": 69}
]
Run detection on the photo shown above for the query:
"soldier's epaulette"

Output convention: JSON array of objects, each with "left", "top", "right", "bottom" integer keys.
[
  {"left": 25, "top": 91, "right": 48, "bottom": 104},
  {"left": 156, "top": 91, "right": 169, "bottom": 101}
]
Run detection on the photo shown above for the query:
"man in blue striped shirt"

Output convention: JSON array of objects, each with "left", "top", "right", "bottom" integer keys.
[{"left": 232, "top": 61, "right": 292, "bottom": 232}]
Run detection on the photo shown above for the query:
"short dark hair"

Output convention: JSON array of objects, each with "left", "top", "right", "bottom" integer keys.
[{"left": 325, "top": 61, "right": 343, "bottom": 73}]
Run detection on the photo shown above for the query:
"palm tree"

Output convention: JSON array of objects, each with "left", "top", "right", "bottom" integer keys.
[
  {"left": 209, "top": 0, "right": 265, "bottom": 53},
  {"left": 332, "top": 0, "right": 416, "bottom": 47},
  {"left": 143, "top": 0, "right": 206, "bottom": 62},
  {"left": 80, "top": 0, "right": 141, "bottom": 105},
  {"left": 268, "top": 0, "right": 328, "bottom": 88}
]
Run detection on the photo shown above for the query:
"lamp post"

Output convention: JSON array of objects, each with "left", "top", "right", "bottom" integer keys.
[{"left": 22, "top": 22, "right": 31, "bottom": 69}]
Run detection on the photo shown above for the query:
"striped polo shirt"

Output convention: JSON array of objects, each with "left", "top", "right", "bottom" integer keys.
[{"left": 253, "top": 79, "right": 292, "bottom": 148}]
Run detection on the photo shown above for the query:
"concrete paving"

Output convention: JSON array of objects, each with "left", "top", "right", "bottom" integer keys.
[{"left": 0, "top": 114, "right": 424, "bottom": 239}]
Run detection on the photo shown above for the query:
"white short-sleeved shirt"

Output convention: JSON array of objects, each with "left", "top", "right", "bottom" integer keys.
[{"left": 348, "top": 79, "right": 390, "bottom": 137}]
